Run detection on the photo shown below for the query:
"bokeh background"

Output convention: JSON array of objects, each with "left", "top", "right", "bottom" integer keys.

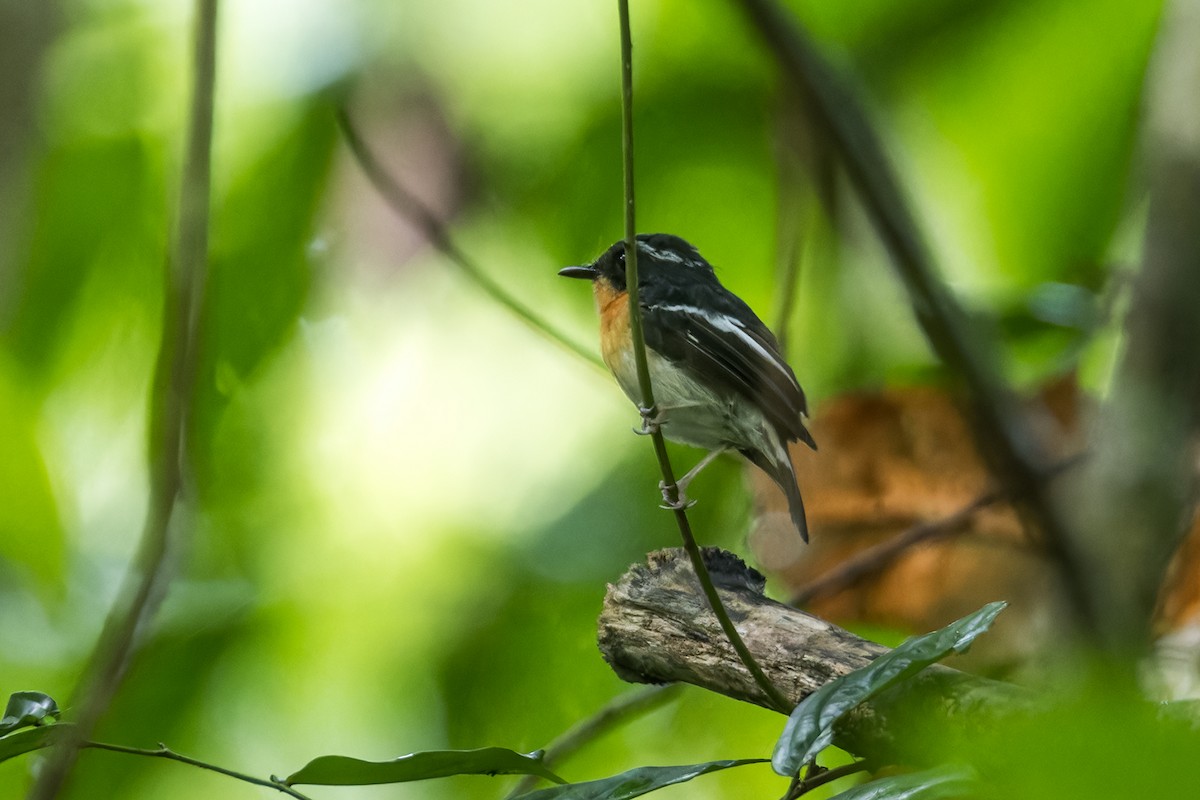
[{"left": 0, "top": 0, "right": 1164, "bottom": 798}]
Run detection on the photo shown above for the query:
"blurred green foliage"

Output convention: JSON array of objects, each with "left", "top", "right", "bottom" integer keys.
[{"left": 0, "top": 0, "right": 1174, "bottom": 798}]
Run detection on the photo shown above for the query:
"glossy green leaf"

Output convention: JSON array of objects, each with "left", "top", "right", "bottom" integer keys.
[
  {"left": 0, "top": 691, "right": 60, "bottom": 735},
  {"left": 286, "top": 747, "right": 565, "bottom": 786},
  {"left": 773, "top": 602, "right": 1006, "bottom": 775},
  {"left": 828, "top": 765, "right": 977, "bottom": 800},
  {"left": 513, "top": 759, "right": 768, "bottom": 800},
  {"left": 0, "top": 723, "right": 71, "bottom": 764}
]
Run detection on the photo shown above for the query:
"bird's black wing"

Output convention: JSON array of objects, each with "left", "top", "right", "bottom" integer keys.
[{"left": 641, "top": 282, "right": 814, "bottom": 447}]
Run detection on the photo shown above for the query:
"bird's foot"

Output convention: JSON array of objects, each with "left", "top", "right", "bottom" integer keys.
[
  {"left": 658, "top": 480, "right": 696, "bottom": 511},
  {"left": 633, "top": 405, "right": 665, "bottom": 436}
]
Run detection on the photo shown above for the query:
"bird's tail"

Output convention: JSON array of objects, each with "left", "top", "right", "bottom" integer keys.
[{"left": 741, "top": 446, "right": 809, "bottom": 543}]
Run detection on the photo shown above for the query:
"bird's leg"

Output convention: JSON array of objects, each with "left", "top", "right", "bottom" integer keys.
[
  {"left": 676, "top": 447, "right": 728, "bottom": 493},
  {"left": 659, "top": 447, "right": 728, "bottom": 510}
]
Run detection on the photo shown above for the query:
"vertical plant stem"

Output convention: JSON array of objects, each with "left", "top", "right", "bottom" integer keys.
[
  {"left": 28, "top": 2, "right": 219, "bottom": 797},
  {"left": 616, "top": 0, "right": 653, "bottom": 410},
  {"left": 615, "top": 0, "right": 791, "bottom": 715},
  {"left": 769, "top": 97, "right": 809, "bottom": 346}
]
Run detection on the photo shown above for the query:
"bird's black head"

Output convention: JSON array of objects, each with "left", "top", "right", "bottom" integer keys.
[{"left": 558, "top": 233, "right": 714, "bottom": 291}]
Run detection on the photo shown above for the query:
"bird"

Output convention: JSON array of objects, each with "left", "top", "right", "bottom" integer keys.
[{"left": 559, "top": 233, "right": 817, "bottom": 541}]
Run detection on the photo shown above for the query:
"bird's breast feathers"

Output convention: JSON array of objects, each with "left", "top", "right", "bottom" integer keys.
[{"left": 596, "top": 285, "right": 775, "bottom": 453}]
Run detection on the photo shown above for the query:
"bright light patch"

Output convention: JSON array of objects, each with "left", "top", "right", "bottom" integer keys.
[
  {"left": 295, "top": 266, "right": 630, "bottom": 547},
  {"left": 221, "top": 0, "right": 366, "bottom": 100}
]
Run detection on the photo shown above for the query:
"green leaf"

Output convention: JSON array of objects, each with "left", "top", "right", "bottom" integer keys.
[
  {"left": 512, "top": 760, "right": 767, "bottom": 800},
  {"left": 204, "top": 103, "right": 336, "bottom": 382},
  {"left": 828, "top": 766, "right": 977, "bottom": 800},
  {"left": 0, "top": 357, "right": 65, "bottom": 585},
  {"left": 191, "top": 100, "right": 337, "bottom": 501},
  {"left": 5, "top": 137, "right": 158, "bottom": 376},
  {"left": 0, "top": 691, "right": 61, "bottom": 735},
  {"left": 773, "top": 602, "right": 1006, "bottom": 775},
  {"left": 0, "top": 723, "right": 71, "bottom": 764},
  {"left": 286, "top": 747, "right": 566, "bottom": 786}
]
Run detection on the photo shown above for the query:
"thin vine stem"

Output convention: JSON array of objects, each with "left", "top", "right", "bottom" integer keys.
[
  {"left": 615, "top": 0, "right": 792, "bottom": 715},
  {"left": 504, "top": 685, "right": 683, "bottom": 798},
  {"left": 28, "top": 2, "right": 219, "bottom": 797},
  {"left": 791, "top": 489, "right": 1000, "bottom": 607},
  {"left": 81, "top": 741, "right": 315, "bottom": 800},
  {"left": 791, "top": 453, "right": 1083, "bottom": 607},
  {"left": 769, "top": 100, "right": 808, "bottom": 348},
  {"left": 335, "top": 109, "right": 603, "bottom": 370}
]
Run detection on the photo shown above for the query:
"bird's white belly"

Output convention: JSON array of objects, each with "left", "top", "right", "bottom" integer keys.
[{"left": 609, "top": 347, "right": 769, "bottom": 453}]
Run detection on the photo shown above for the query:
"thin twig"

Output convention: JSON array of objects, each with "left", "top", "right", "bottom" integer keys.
[
  {"left": 780, "top": 772, "right": 803, "bottom": 800},
  {"left": 791, "top": 492, "right": 1000, "bottom": 607},
  {"left": 730, "top": 0, "right": 1098, "bottom": 637},
  {"left": 615, "top": 0, "right": 792, "bottom": 715},
  {"left": 770, "top": 97, "right": 810, "bottom": 347},
  {"left": 793, "top": 761, "right": 871, "bottom": 796},
  {"left": 504, "top": 685, "right": 683, "bottom": 799},
  {"left": 29, "top": 2, "right": 219, "bottom": 797},
  {"left": 781, "top": 761, "right": 871, "bottom": 798},
  {"left": 771, "top": 88, "right": 839, "bottom": 353},
  {"left": 79, "top": 741, "right": 314, "bottom": 800},
  {"left": 770, "top": 181, "right": 804, "bottom": 352},
  {"left": 335, "top": 109, "right": 603, "bottom": 370},
  {"left": 790, "top": 454, "right": 1085, "bottom": 606}
]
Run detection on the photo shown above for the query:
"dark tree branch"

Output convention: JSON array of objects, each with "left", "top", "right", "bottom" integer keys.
[
  {"left": 728, "top": 0, "right": 1098, "bottom": 638},
  {"left": 1068, "top": 0, "right": 1200, "bottom": 649}
]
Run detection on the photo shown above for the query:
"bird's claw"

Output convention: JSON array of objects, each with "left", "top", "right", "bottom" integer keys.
[
  {"left": 634, "top": 405, "right": 664, "bottom": 436},
  {"left": 658, "top": 481, "right": 696, "bottom": 511}
]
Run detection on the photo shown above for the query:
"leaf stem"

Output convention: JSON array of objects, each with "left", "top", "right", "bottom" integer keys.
[
  {"left": 615, "top": 0, "right": 791, "bottom": 715},
  {"left": 80, "top": 741, "right": 315, "bottom": 800}
]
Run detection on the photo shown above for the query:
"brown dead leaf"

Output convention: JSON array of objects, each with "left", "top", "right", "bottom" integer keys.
[{"left": 747, "top": 378, "right": 1200, "bottom": 670}]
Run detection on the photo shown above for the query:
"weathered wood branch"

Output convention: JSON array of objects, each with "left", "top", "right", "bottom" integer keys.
[{"left": 598, "top": 548, "right": 1031, "bottom": 763}]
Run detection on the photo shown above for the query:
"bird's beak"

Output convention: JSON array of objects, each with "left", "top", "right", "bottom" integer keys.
[{"left": 558, "top": 265, "right": 598, "bottom": 280}]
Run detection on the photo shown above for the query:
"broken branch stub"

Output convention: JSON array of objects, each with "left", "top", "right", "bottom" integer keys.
[{"left": 597, "top": 548, "right": 1031, "bottom": 763}]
